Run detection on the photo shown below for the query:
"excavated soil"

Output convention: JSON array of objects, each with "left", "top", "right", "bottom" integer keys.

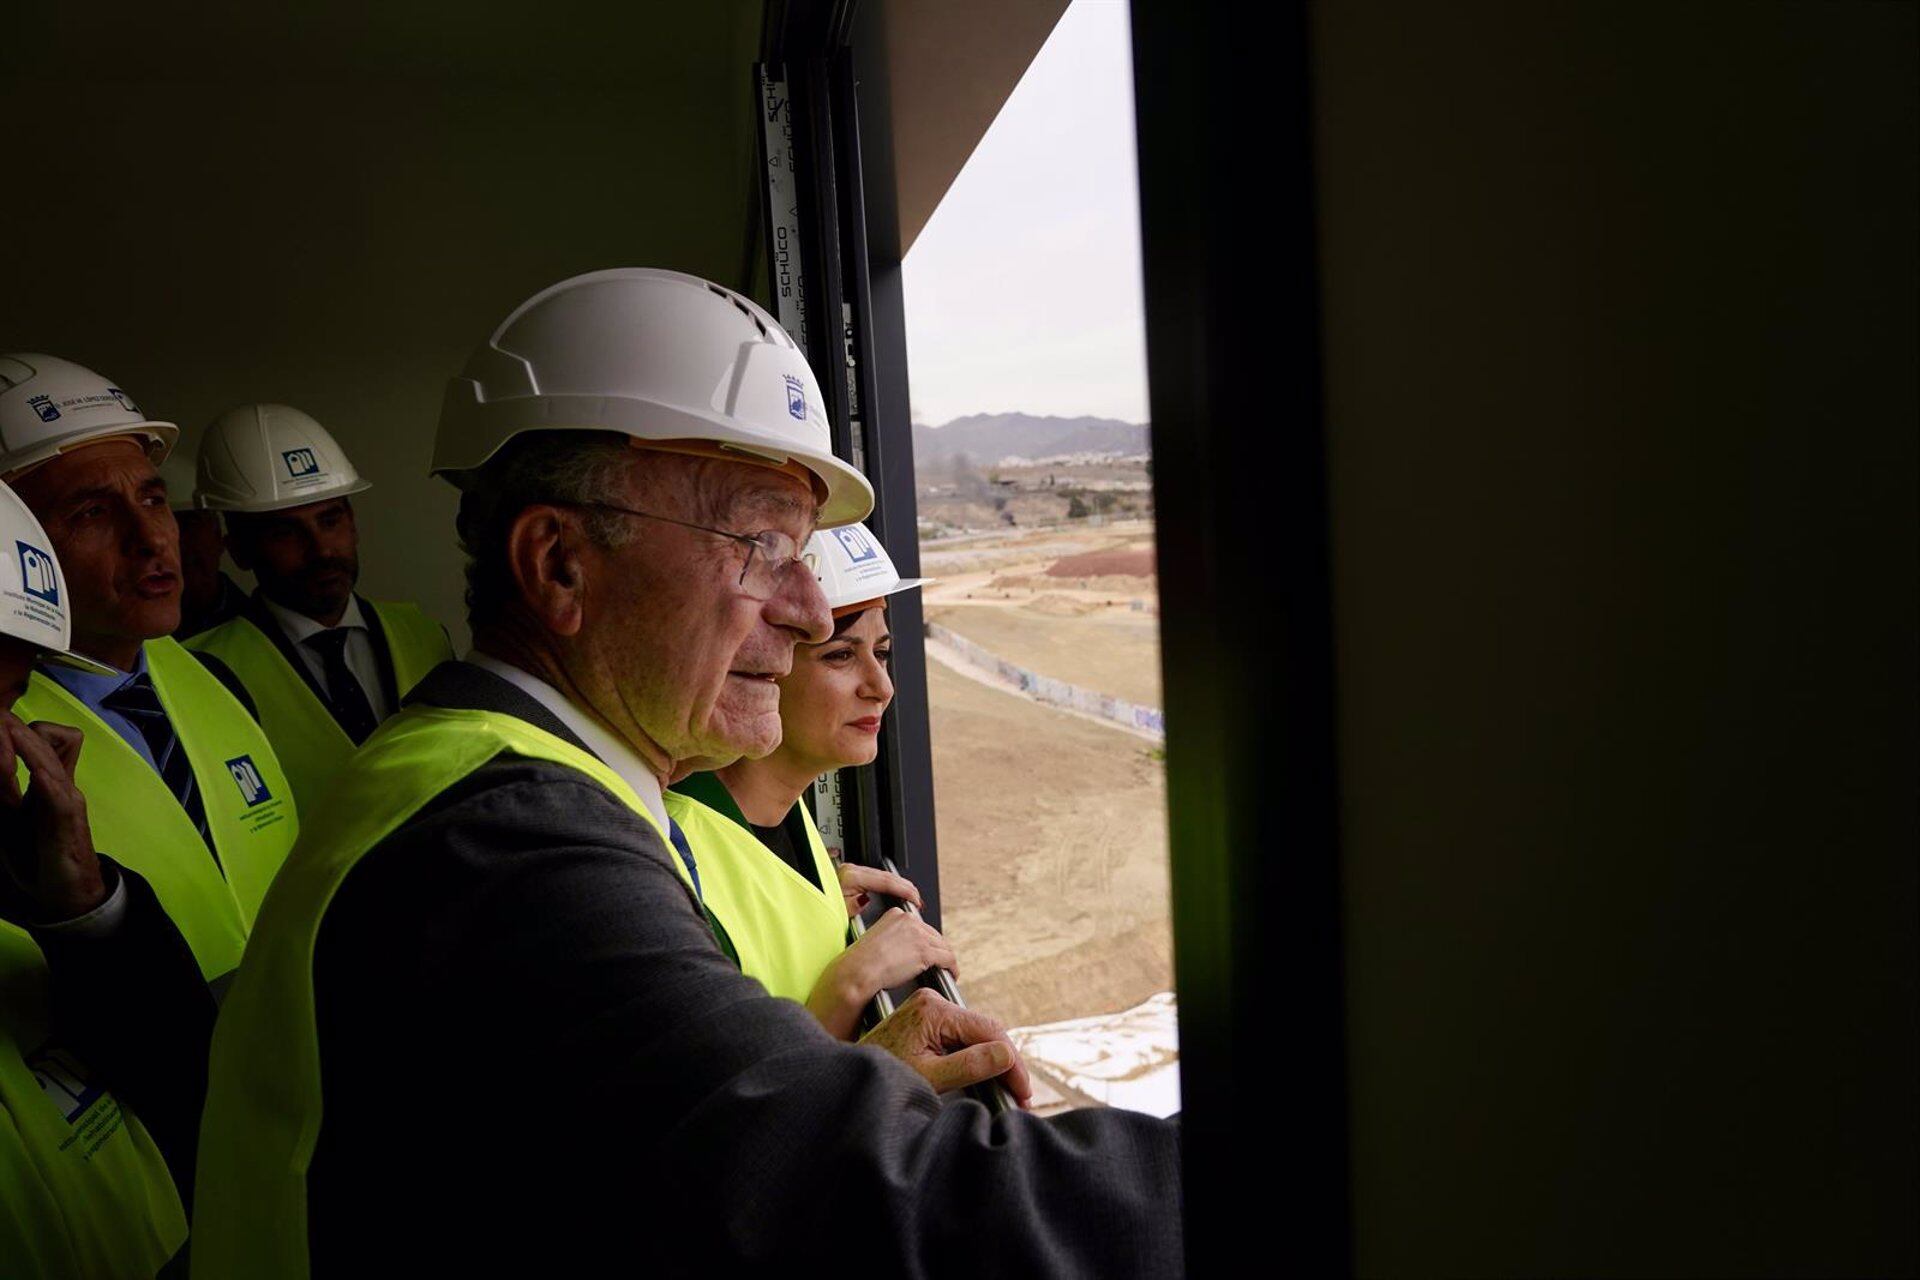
[
  {"left": 1046, "top": 547, "right": 1156, "bottom": 578},
  {"left": 925, "top": 601, "right": 1164, "bottom": 709},
  {"left": 926, "top": 655, "right": 1172, "bottom": 1029}
]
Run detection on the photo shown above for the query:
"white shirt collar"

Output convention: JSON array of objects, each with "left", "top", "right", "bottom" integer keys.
[
  {"left": 464, "top": 651, "right": 669, "bottom": 830},
  {"left": 262, "top": 593, "right": 368, "bottom": 646}
]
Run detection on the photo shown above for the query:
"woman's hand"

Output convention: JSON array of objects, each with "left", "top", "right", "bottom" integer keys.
[
  {"left": 0, "top": 714, "right": 105, "bottom": 922},
  {"left": 835, "top": 861, "right": 922, "bottom": 918},
  {"left": 805, "top": 907, "right": 958, "bottom": 1040}
]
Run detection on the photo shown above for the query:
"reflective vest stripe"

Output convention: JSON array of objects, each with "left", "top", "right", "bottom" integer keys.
[
  {"left": 665, "top": 788, "right": 847, "bottom": 1003},
  {"left": 185, "top": 600, "right": 453, "bottom": 806},
  {"left": 191, "top": 706, "right": 678, "bottom": 1280},
  {"left": 12, "top": 638, "right": 299, "bottom": 981}
]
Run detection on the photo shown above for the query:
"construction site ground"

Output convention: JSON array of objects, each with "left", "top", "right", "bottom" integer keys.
[
  {"left": 919, "top": 521, "right": 1173, "bottom": 1039},
  {"left": 922, "top": 521, "right": 1164, "bottom": 714}
]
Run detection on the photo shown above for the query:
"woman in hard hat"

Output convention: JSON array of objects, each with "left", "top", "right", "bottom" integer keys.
[
  {"left": 668, "top": 524, "right": 954, "bottom": 1039},
  {"left": 0, "top": 479, "right": 197, "bottom": 1278}
]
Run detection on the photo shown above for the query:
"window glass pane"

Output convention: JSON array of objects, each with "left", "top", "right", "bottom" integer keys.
[{"left": 902, "top": 0, "right": 1175, "bottom": 1117}]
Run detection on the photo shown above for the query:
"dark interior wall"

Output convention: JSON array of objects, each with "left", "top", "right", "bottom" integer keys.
[
  {"left": 1137, "top": 0, "right": 1914, "bottom": 1274},
  {"left": 2, "top": 8, "right": 764, "bottom": 644},
  {"left": 1310, "top": 3, "right": 1916, "bottom": 1275}
]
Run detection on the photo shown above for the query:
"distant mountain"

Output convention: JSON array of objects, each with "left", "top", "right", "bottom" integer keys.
[{"left": 911, "top": 413, "right": 1149, "bottom": 466}]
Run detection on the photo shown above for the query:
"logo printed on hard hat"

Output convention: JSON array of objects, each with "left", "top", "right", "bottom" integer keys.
[
  {"left": 16, "top": 542, "right": 59, "bottom": 605},
  {"left": 783, "top": 374, "right": 807, "bottom": 422},
  {"left": 26, "top": 395, "right": 60, "bottom": 424},
  {"left": 282, "top": 448, "right": 321, "bottom": 478},
  {"left": 831, "top": 525, "right": 879, "bottom": 564},
  {"left": 107, "top": 388, "right": 137, "bottom": 415},
  {"left": 226, "top": 755, "right": 272, "bottom": 807}
]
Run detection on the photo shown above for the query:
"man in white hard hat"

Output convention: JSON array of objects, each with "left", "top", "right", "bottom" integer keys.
[
  {"left": 0, "top": 355, "right": 298, "bottom": 1004},
  {"left": 185, "top": 404, "right": 452, "bottom": 804},
  {"left": 0, "top": 479, "right": 214, "bottom": 1278},
  {"left": 194, "top": 269, "right": 1180, "bottom": 1278},
  {"left": 159, "top": 445, "right": 245, "bottom": 639}
]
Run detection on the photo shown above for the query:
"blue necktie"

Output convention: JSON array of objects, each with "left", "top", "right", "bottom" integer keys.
[
  {"left": 667, "top": 818, "right": 702, "bottom": 902},
  {"left": 100, "top": 673, "right": 216, "bottom": 861}
]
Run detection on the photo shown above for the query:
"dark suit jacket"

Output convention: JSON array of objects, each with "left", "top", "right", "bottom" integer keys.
[
  {"left": 234, "top": 589, "right": 404, "bottom": 726},
  {"left": 306, "top": 661, "right": 1183, "bottom": 1277}
]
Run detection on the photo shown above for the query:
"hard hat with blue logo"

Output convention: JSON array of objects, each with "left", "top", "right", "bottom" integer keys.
[
  {"left": 0, "top": 353, "right": 178, "bottom": 480},
  {"left": 195, "top": 403, "right": 372, "bottom": 513},
  {"left": 432, "top": 267, "right": 875, "bottom": 529},
  {"left": 0, "top": 480, "right": 114, "bottom": 674},
  {"left": 804, "top": 524, "right": 928, "bottom": 615}
]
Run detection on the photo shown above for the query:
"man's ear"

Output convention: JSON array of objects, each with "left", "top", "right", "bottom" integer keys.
[{"left": 505, "top": 505, "right": 588, "bottom": 638}]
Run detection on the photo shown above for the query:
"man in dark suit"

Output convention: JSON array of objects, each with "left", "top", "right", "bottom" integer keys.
[
  {"left": 0, "top": 478, "right": 211, "bottom": 1278},
  {"left": 193, "top": 270, "right": 1183, "bottom": 1278},
  {"left": 186, "top": 402, "right": 454, "bottom": 806}
]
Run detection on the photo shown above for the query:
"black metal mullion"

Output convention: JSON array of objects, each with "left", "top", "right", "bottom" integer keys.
[
  {"left": 1131, "top": 1, "right": 1350, "bottom": 1273},
  {"left": 790, "top": 55, "right": 885, "bottom": 886},
  {"left": 827, "top": 46, "right": 940, "bottom": 927},
  {"left": 764, "top": 0, "right": 942, "bottom": 930}
]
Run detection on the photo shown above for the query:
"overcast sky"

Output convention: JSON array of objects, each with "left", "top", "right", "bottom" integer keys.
[{"left": 901, "top": 0, "right": 1149, "bottom": 428}]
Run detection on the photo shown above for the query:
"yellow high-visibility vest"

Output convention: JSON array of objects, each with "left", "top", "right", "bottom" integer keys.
[
  {"left": 185, "top": 599, "right": 452, "bottom": 806},
  {"left": 0, "top": 928, "right": 186, "bottom": 1279},
  {"left": 666, "top": 774, "right": 848, "bottom": 1004},
  {"left": 11, "top": 637, "right": 299, "bottom": 982},
  {"left": 190, "top": 705, "right": 685, "bottom": 1280}
]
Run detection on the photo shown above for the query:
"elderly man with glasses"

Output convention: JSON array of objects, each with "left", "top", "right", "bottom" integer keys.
[{"left": 192, "top": 270, "right": 1183, "bottom": 1279}]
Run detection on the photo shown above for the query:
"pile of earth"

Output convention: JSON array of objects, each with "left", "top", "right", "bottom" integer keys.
[
  {"left": 985, "top": 573, "right": 1052, "bottom": 592},
  {"left": 1046, "top": 547, "right": 1155, "bottom": 578},
  {"left": 1026, "top": 593, "right": 1103, "bottom": 617}
]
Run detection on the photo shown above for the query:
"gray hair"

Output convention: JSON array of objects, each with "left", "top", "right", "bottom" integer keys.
[{"left": 454, "top": 430, "right": 640, "bottom": 632}]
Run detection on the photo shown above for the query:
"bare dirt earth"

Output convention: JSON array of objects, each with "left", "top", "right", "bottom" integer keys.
[
  {"left": 1045, "top": 546, "right": 1155, "bottom": 578},
  {"left": 928, "top": 660, "right": 1172, "bottom": 1029},
  {"left": 923, "top": 521, "right": 1164, "bottom": 710},
  {"left": 920, "top": 521, "right": 1172, "bottom": 1030},
  {"left": 926, "top": 603, "right": 1163, "bottom": 710}
]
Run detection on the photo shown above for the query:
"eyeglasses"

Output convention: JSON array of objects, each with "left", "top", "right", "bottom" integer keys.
[{"left": 564, "top": 501, "right": 810, "bottom": 600}]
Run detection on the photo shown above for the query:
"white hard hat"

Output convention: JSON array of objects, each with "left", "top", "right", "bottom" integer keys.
[
  {"left": 196, "top": 403, "right": 372, "bottom": 513},
  {"left": 804, "top": 524, "right": 928, "bottom": 613},
  {"left": 0, "top": 353, "right": 177, "bottom": 479},
  {"left": 159, "top": 440, "right": 202, "bottom": 512},
  {"left": 0, "top": 481, "right": 114, "bottom": 675},
  {"left": 434, "top": 268, "right": 875, "bottom": 529}
]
